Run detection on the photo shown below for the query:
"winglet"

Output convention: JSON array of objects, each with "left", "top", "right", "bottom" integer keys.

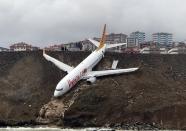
[{"left": 97, "top": 24, "right": 106, "bottom": 50}]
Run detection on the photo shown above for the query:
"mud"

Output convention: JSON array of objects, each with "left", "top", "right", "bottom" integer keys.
[{"left": 0, "top": 51, "right": 186, "bottom": 129}]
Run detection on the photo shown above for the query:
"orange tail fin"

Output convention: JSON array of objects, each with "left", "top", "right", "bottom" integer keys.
[{"left": 97, "top": 24, "right": 106, "bottom": 50}]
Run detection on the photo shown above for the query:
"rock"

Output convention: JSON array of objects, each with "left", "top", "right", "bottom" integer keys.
[{"left": 37, "top": 100, "right": 65, "bottom": 124}]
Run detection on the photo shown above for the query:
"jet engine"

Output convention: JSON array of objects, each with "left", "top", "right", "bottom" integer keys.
[{"left": 87, "top": 77, "right": 96, "bottom": 84}]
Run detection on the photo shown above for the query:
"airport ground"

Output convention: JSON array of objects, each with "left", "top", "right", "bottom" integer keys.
[{"left": 0, "top": 51, "right": 186, "bottom": 130}]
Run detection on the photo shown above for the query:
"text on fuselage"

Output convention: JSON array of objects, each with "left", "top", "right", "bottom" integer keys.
[{"left": 68, "top": 68, "right": 87, "bottom": 88}]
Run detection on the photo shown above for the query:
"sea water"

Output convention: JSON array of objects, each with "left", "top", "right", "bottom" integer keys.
[{"left": 0, "top": 127, "right": 116, "bottom": 131}]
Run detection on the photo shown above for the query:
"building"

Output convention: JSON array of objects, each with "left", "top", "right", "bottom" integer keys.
[
  {"left": 31, "top": 46, "right": 40, "bottom": 51},
  {"left": 126, "top": 31, "right": 145, "bottom": 48},
  {"left": 94, "top": 33, "right": 127, "bottom": 52},
  {"left": 127, "top": 37, "right": 138, "bottom": 47},
  {"left": 152, "top": 33, "right": 173, "bottom": 47},
  {"left": 64, "top": 42, "right": 82, "bottom": 51},
  {"left": 140, "top": 47, "right": 168, "bottom": 54},
  {"left": 61, "top": 39, "right": 96, "bottom": 51},
  {"left": 140, "top": 41, "right": 157, "bottom": 48},
  {"left": 10, "top": 42, "right": 32, "bottom": 51},
  {"left": 0, "top": 47, "right": 9, "bottom": 52},
  {"left": 81, "top": 39, "right": 96, "bottom": 51},
  {"left": 45, "top": 44, "right": 66, "bottom": 51},
  {"left": 168, "top": 47, "right": 186, "bottom": 54},
  {"left": 130, "top": 31, "right": 145, "bottom": 44},
  {"left": 10, "top": 42, "right": 39, "bottom": 51},
  {"left": 94, "top": 33, "right": 127, "bottom": 44}
]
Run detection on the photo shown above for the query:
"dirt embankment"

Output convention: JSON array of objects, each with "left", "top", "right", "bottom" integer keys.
[{"left": 0, "top": 51, "right": 186, "bottom": 129}]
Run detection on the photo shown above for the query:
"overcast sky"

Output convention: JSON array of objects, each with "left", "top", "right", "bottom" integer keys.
[{"left": 0, "top": 0, "right": 186, "bottom": 48}]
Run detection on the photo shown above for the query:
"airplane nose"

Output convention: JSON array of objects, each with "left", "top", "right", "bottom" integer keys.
[{"left": 54, "top": 91, "right": 60, "bottom": 97}]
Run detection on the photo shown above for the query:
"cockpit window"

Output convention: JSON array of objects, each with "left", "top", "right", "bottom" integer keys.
[{"left": 55, "top": 88, "right": 63, "bottom": 91}]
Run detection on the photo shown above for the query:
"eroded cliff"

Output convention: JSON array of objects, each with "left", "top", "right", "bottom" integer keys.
[{"left": 0, "top": 51, "right": 186, "bottom": 129}]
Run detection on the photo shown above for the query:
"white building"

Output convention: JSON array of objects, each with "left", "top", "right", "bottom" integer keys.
[
  {"left": 127, "top": 37, "right": 138, "bottom": 47},
  {"left": 130, "top": 31, "right": 145, "bottom": 44},
  {"left": 10, "top": 42, "right": 32, "bottom": 51},
  {"left": 10, "top": 42, "right": 39, "bottom": 51},
  {"left": 140, "top": 47, "right": 168, "bottom": 54},
  {"left": 0, "top": 47, "right": 9, "bottom": 52},
  {"left": 152, "top": 33, "right": 173, "bottom": 46},
  {"left": 168, "top": 47, "right": 186, "bottom": 54},
  {"left": 81, "top": 39, "right": 96, "bottom": 51}
]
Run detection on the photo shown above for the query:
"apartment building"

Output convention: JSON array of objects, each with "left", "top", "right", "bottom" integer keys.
[
  {"left": 152, "top": 33, "right": 173, "bottom": 46},
  {"left": 130, "top": 31, "right": 145, "bottom": 44}
]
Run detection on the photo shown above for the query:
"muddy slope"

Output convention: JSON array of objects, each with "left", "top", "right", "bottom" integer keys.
[
  {"left": 63, "top": 54, "right": 186, "bottom": 129},
  {"left": 0, "top": 51, "right": 90, "bottom": 124},
  {"left": 0, "top": 51, "right": 186, "bottom": 129}
]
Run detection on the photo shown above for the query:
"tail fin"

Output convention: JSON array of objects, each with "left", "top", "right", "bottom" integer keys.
[{"left": 97, "top": 24, "right": 106, "bottom": 50}]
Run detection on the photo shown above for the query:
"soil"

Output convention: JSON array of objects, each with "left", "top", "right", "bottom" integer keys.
[{"left": 0, "top": 51, "right": 186, "bottom": 129}]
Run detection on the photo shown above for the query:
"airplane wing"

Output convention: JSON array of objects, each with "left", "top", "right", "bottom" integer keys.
[
  {"left": 43, "top": 51, "right": 74, "bottom": 73},
  {"left": 85, "top": 67, "right": 139, "bottom": 78},
  {"left": 88, "top": 39, "right": 100, "bottom": 47}
]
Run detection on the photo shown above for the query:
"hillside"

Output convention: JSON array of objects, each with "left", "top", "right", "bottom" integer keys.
[{"left": 0, "top": 51, "right": 186, "bottom": 129}]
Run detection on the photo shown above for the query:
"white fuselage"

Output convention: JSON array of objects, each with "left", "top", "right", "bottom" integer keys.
[{"left": 54, "top": 45, "right": 106, "bottom": 97}]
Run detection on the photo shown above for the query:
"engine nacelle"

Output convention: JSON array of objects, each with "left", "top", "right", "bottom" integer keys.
[{"left": 87, "top": 77, "right": 96, "bottom": 84}]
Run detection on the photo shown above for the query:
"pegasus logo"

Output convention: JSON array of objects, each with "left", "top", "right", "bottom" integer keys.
[{"left": 68, "top": 68, "right": 87, "bottom": 88}]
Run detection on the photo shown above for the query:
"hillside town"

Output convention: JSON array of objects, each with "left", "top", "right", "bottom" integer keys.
[{"left": 1, "top": 31, "right": 186, "bottom": 54}]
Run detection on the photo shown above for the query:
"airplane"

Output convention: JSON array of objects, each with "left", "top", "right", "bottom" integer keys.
[{"left": 43, "top": 24, "right": 139, "bottom": 97}]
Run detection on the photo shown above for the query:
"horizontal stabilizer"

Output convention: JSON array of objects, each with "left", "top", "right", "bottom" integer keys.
[
  {"left": 89, "top": 24, "right": 106, "bottom": 50},
  {"left": 43, "top": 50, "right": 74, "bottom": 73},
  {"left": 88, "top": 39, "right": 99, "bottom": 47},
  {"left": 85, "top": 67, "right": 139, "bottom": 78},
  {"left": 106, "top": 43, "right": 127, "bottom": 49}
]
